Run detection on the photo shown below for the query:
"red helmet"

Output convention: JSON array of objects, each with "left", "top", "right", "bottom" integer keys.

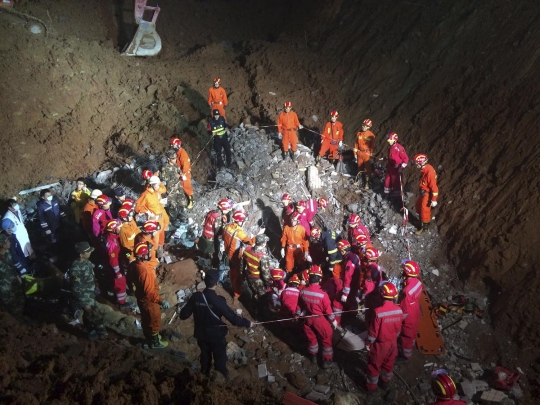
[
  {"left": 362, "top": 119, "right": 373, "bottom": 128},
  {"left": 214, "top": 77, "right": 221, "bottom": 84},
  {"left": 96, "top": 195, "right": 111, "bottom": 207},
  {"left": 301, "top": 269, "right": 309, "bottom": 282},
  {"left": 413, "top": 153, "right": 428, "bottom": 166},
  {"left": 142, "top": 170, "right": 153, "bottom": 180},
  {"left": 402, "top": 260, "right": 420, "bottom": 277},
  {"left": 217, "top": 198, "right": 233, "bottom": 211},
  {"left": 337, "top": 240, "right": 351, "bottom": 254},
  {"left": 134, "top": 242, "right": 149, "bottom": 257},
  {"left": 284, "top": 101, "right": 292, "bottom": 108},
  {"left": 142, "top": 220, "right": 160, "bottom": 233},
  {"left": 118, "top": 207, "right": 131, "bottom": 220},
  {"left": 106, "top": 219, "right": 121, "bottom": 233},
  {"left": 317, "top": 197, "right": 328, "bottom": 209},
  {"left": 309, "top": 265, "right": 323, "bottom": 277},
  {"left": 348, "top": 213, "right": 361, "bottom": 226},
  {"left": 123, "top": 199, "right": 134, "bottom": 208},
  {"left": 354, "top": 233, "right": 369, "bottom": 247},
  {"left": 232, "top": 210, "right": 247, "bottom": 223},
  {"left": 432, "top": 373, "right": 457, "bottom": 400},
  {"left": 380, "top": 282, "right": 399, "bottom": 299},
  {"left": 364, "top": 247, "right": 380, "bottom": 261},
  {"left": 286, "top": 203, "right": 296, "bottom": 215},
  {"left": 310, "top": 227, "right": 322, "bottom": 239},
  {"left": 330, "top": 110, "right": 339, "bottom": 118},
  {"left": 170, "top": 138, "right": 181, "bottom": 148},
  {"left": 291, "top": 212, "right": 301, "bottom": 222},
  {"left": 281, "top": 193, "right": 292, "bottom": 202},
  {"left": 270, "top": 268, "right": 285, "bottom": 280},
  {"left": 387, "top": 132, "right": 399, "bottom": 142},
  {"left": 289, "top": 274, "right": 300, "bottom": 284},
  {"left": 296, "top": 200, "right": 307, "bottom": 209}
]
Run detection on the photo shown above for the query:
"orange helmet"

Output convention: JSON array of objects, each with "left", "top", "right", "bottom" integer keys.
[
  {"left": 432, "top": 373, "right": 457, "bottom": 400},
  {"left": 170, "top": 138, "right": 181, "bottom": 148},
  {"left": 362, "top": 119, "right": 373, "bottom": 128},
  {"left": 142, "top": 170, "right": 153, "bottom": 180},
  {"left": 284, "top": 101, "right": 292, "bottom": 108},
  {"left": 142, "top": 220, "right": 160, "bottom": 233},
  {"left": 387, "top": 132, "right": 399, "bottom": 142},
  {"left": 364, "top": 247, "right": 380, "bottom": 261},
  {"left": 291, "top": 212, "right": 302, "bottom": 222},
  {"left": 296, "top": 200, "right": 307, "bottom": 209},
  {"left": 354, "top": 233, "right": 369, "bottom": 247},
  {"left": 270, "top": 268, "right": 285, "bottom": 280},
  {"left": 106, "top": 219, "right": 121, "bottom": 233},
  {"left": 96, "top": 195, "right": 111, "bottom": 207},
  {"left": 413, "top": 153, "right": 428, "bottom": 166},
  {"left": 380, "top": 282, "right": 399, "bottom": 299},
  {"left": 310, "top": 227, "right": 322, "bottom": 239},
  {"left": 134, "top": 242, "right": 150, "bottom": 257},
  {"left": 232, "top": 210, "right": 247, "bottom": 223},
  {"left": 309, "top": 265, "right": 323, "bottom": 277},
  {"left": 337, "top": 240, "right": 351, "bottom": 254},
  {"left": 281, "top": 193, "right": 292, "bottom": 202},
  {"left": 289, "top": 274, "right": 300, "bottom": 284},
  {"left": 402, "top": 260, "right": 420, "bottom": 277},
  {"left": 214, "top": 77, "right": 221, "bottom": 84},
  {"left": 330, "top": 110, "right": 339, "bottom": 118},
  {"left": 348, "top": 213, "right": 361, "bottom": 226},
  {"left": 317, "top": 197, "right": 328, "bottom": 209}
]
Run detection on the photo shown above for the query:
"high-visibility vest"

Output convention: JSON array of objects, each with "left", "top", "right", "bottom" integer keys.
[
  {"left": 243, "top": 246, "right": 265, "bottom": 278},
  {"left": 202, "top": 210, "right": 222, "bottom": 239}
]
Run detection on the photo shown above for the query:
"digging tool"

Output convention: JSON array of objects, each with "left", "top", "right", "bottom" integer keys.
[{"left": 122, "top": 0, "right": 162, "bottom": 56}]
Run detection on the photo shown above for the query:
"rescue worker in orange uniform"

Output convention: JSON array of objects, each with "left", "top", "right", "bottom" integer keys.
[
  {"left": 365, "top": 282, "right": 403, "bottom": 393},
  {"left": 118, "top": 203, "right": 140, "bottom": 264},
  {"left": 280, "top": 212, "right": 309, "bottom": 273},
  {"left": 134, "top": 221, "right": 160, "bottom": 270},
  {"left": 277, "top": 101, "right": 303, "bottom": 161},
  {"left": 384, "top": 132, "right": 409, "bottom": 199},
  {"left": 317, "top": 110, "right": 344, "bottom": 164},
  {"left": 170, "top": 138, "right": 194, "bottom": 209},
  {"left": 131, "top": 242, "right": 170, "bottom": 349},
  {"left": 223, "top": 210, "right": 265, "bottom": 300},
  {"left": 296, "top": 265, "right": 338, "bottom": 369},
  {"left": 197, "top": 198, "right": 233, "bottom": 262},
  {"left": 353, "top": 119, "right": 376, "bottom": 189},
  {"left": 413, "top": 153, "right": 439, "bottom": 235},
  {"left": 397, "top": 260, "right": 423, "bottom": 362},
  {"left": 207, "top": 77, "right": 228, "bottom": 119},
  {"left": 135, "top": 175, "right": 170, "bottom": 253},
  {"left": 242, "top": 234, "right": 272, "bottom": 300}
]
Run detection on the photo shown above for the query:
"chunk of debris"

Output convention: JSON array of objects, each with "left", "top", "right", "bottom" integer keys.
[
  {"left": 480, "top": 389, "right": 507, "bottom": 402},
  {"left": 471, "top": 362, "right": 482, "bottom": 372},
  {"left": 258, "top": 363, "right": 268, "bottom": 378}
]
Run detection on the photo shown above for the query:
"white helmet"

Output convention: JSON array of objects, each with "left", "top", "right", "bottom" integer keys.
[
  {"left": 148, "top": 176, "right": 160, "bottom": 185},
  {"left": 90, "top": 189, "right": 102, "bottom": 199}
]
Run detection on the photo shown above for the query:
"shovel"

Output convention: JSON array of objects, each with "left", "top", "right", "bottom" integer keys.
[{"left": 122, "top": 0, "right": 162, "bottom": 57}]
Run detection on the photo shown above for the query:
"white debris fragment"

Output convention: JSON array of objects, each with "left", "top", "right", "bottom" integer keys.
[
  {"left": 432, "top": 269, "right": 440, "bottom": 276},
  {"left": 388, "top": 225, "right": 398, "bottom": 235}
]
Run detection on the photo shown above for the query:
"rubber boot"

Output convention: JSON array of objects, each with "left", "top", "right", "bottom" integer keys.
[
  {"left": 322, "top": 359, "right": 336, "bottom": 369},
  {"left": 315, "top": 155, "right": 321, "bottom": 166},
  {"left": 187, "top": 195, "right": 194, "bottom": 209},
  {"left": 282, "top": 150, "right": 288, "bottom": 161},
  {"left": 364, "top": 175, "right": 370, "bottom": 190},
  {"left": 308, "top": 354, "right": 317, "bottom": 364},
  {"left": 290, "top": 150, "right": 296, "bottom": 162},
  {"left": 415, "top": 222, "right": 430, "bottom": 236},
  {"left": 150, "top": 332, "right": 168, "bottom": 349}
]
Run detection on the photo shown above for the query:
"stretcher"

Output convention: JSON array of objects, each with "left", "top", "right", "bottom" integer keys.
[{"left": 416, "top": 284, "right": 446, "bottom": 355}]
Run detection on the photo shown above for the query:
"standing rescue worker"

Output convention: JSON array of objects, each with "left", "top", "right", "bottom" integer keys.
[
  {"left": 429, "top": 371, "right": 466, "bottom": 405},
  {"left": 280, "top": 193, "right": 294, "bottom": 227},
  {"left": 198, "top": 198, "right": 233, "bottom": 261},
  {"left": 134, "top": 221, "right": 160, "bottom": 269},
  {"left": 347, "top": 213, "right": 372, "bottom": 246},
  {"left": 397, "top": 260, "right": 422, "bottom": 362},
  {"left": 180, "top": 269, "right": 253, "bottom": 380},
  {"left": 161, "top": 149, "right": 188, "bottom": 216},
  {"left": 118, "top": 203, "right": 140, "bottom": 264},
  {"left": 317, "top": 110, "right": 344, "bottom": 164},
  {"left": 280, "top": 212, "right": 309, "bottom": 273},
  {"left": 384, "top": 132, "right": 409, "bottom": 199},
  {"left": 310, "top": 227, "right": 342, "bottom": 275},
  {"left": 105, "top": 220, "right": 133, "bottom": 309},
  {"left": 337, "top": 240, "right": 362, "bottom": 308},
  {"left": 413, "top": 154, "right": 439, "bottom": 235},
  {"left": 170, "top": 138, "right": 194, "bottom": 209},
  {"left": 3, "top": 199, "right": 34, "bottom": 258},
  {"left": 365, "top": 282, "right": 403, "bottom": 393},
  {"left": 69, "top": 241, "right": 107, "bottom": 340},
  {"left": 1, "top": 218, "right": 28, "bottom": 276},
  {"left": 277, "top": 101, "right": 303, "bottom": 161},
  {"left": 131, "top": 242, "right": 170, "bottom": 349},
  {"left": 207, "top": 77, "right": 228, "bottom": 119},
  {"left": 242, "top": 234, "right": 272, "bottom": 300},
  {"left": 37, "top": 189, "right": 66, "bottom": 246},
  {"left": 111, "top": 187, "right": 126, "bottom": 219},
  {"left": 353, "top": 119, "right": 376, "bottom": 189},
  {"left": 296, "top": 265, "right": 337, "bottom": 369},
  {"left": 82, "top": 189, "right": 102, "bottom": 242},
  {"left": 208, "top": 110, "right": 232, "bottom": 169},
  {"left": 223, "top": 211, "right": 264, "bottom": 299},
  {"left": 70, "top": 178, "right": 91, "bottom": 225},
  {"left": 92, "top": 195, "right": 113, "bottom": 240},
  {"left": 280, "top": 274, "right": 301, "bottom": 317},
  {"left": 0, "top": 234, "right": 25, "bottom": 319},
  {"left": 321, "top": 271, "right": 344, "bottom": 326}
]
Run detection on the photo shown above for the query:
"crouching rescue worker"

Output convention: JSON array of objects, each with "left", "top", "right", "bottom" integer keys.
[
  {"left": 69, "top": 242, "right": 107, "bottom": 340},
  {"left": 413, "top": 153, "right": 439, "bottom": 235},
  {"left": 397, "top": 260, "right": 422, "bottom": 362},
  {"left": 365, "top": 282, "right": 403, "bottom": 394},
  {"left": 131, "top": 242, "right": 170, "bottom": 349},
  {"left": 198, "top": 198, "right": 233, "bottom": 263},
  {"left": 296, "top": 265, "right": 338, "bottom": 369},
  {"left": 180, "top": 269, "right": 253, "bottom": 380},
  {"left": 243, "top": 234, "right": 272, "bottom": 301}
]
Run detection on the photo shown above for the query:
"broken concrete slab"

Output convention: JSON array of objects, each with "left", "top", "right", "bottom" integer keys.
[
  {"left": 258, "top": 363, "right": 268, "bottom": 378},
  {"left": 471, "top": 362, "right": 482, "bottom": 372},
  {"left": 305, "top": 391, "right": 326, "bottom": 402},
  {"left": 459, "top": 380, "right": 476, "bottom": 399},
  {"left": 313, "top": 385, "right": 331, "bottom": 394},
  {"left": 480, "top": 389, "right": 507, "bottom": 402}
]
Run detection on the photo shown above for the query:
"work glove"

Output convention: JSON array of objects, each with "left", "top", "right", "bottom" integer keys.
[
  {"left": 278, "top": 133, "right": 283, "bottom": 140},
  {"left": 45, "top": 230, "right": 51, "bottom": 235},
  {"left": 20, "top": 268, "right": 28, "bottom": 276},
  {"left": 431, "top": 201, "right": 438, "bottom": 207},
  {"left": 257, "top": 227, "right": 266, "bottom": 235},
  {"left": 298, "top": 125, "right": 304, "bottom": 130},
  {"left": 341, "top": 293, "right": 348, "bottom": 303},
  {"left": 160, "top": 198, "right": 168, "bottom": 205},
  {"left": 281, "top": 248, "right": 285, "bottom": 258},
  {"left": 181, "top": 175, "right": 187, "bottom": 181},
  {"left": 305, "top": 252, "right": 312, "bottom": 262},
  {"left": 331, "top": 320, "right": 338, "bottom": 330},
  {"left": 226, "top": 129, "right": 231, "bottom": 135},
  {"left": 365, "top": 341, "right": 372, "bottom": 352},
  {"left": 160, "top": 301, "right": 170, "bottom": 309},
  {"left": 338, "top": 141, "right": 343, "bottom": 148}
]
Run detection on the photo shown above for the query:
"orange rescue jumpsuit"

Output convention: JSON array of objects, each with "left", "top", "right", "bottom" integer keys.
[
  {"left": 354, "top": 130, "right": 375, "bottom": 176},
  {"left": 223, "top": 223, "right": 256, "bottom": 297},
  {"left": 132, "top": 260, "right": 162, "bottom": 338},
  {"left": 319, "top": 121, "right": 344, "bottom": 160},
  {"left": 135, "top": 185, "right": 170, "bottom": 245},
  {"left": 176, "top": 148, "right": 194, "bottom": 197},
  {"left": 119, "top": 219, "right": 141, "bottom": 263},
  {"left": 208, "top": 86, "right": 228, "bottom": 119},
  {"left": 82, "top": 200, "right": 98, "bottom": 242},
  {"left": 280, "top": 224, "right": 309, "bottom": 272},
  {"left": 415, "top": 164, "right": 438, "bottom": 223},
  {"left": 277, "top": 111, "right": 301, "bottom": 153}
]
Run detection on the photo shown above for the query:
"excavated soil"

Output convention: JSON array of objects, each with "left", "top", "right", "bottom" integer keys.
[{"left": 1, "top": 0, "right": 540, "bottom": 403}]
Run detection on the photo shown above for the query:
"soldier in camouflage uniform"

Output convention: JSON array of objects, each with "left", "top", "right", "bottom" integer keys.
[
  {"left": 242, "top": 234, "right": 273, "bottom": 300},
  {"left": 0, "top": 234, "right": 25, "bottom": 320},
  {"left": 69, "top": 241, "right": 108, "bottom": 340},
  {"left": 161, "top": 149, "right": 188, "bottom": 219}
]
